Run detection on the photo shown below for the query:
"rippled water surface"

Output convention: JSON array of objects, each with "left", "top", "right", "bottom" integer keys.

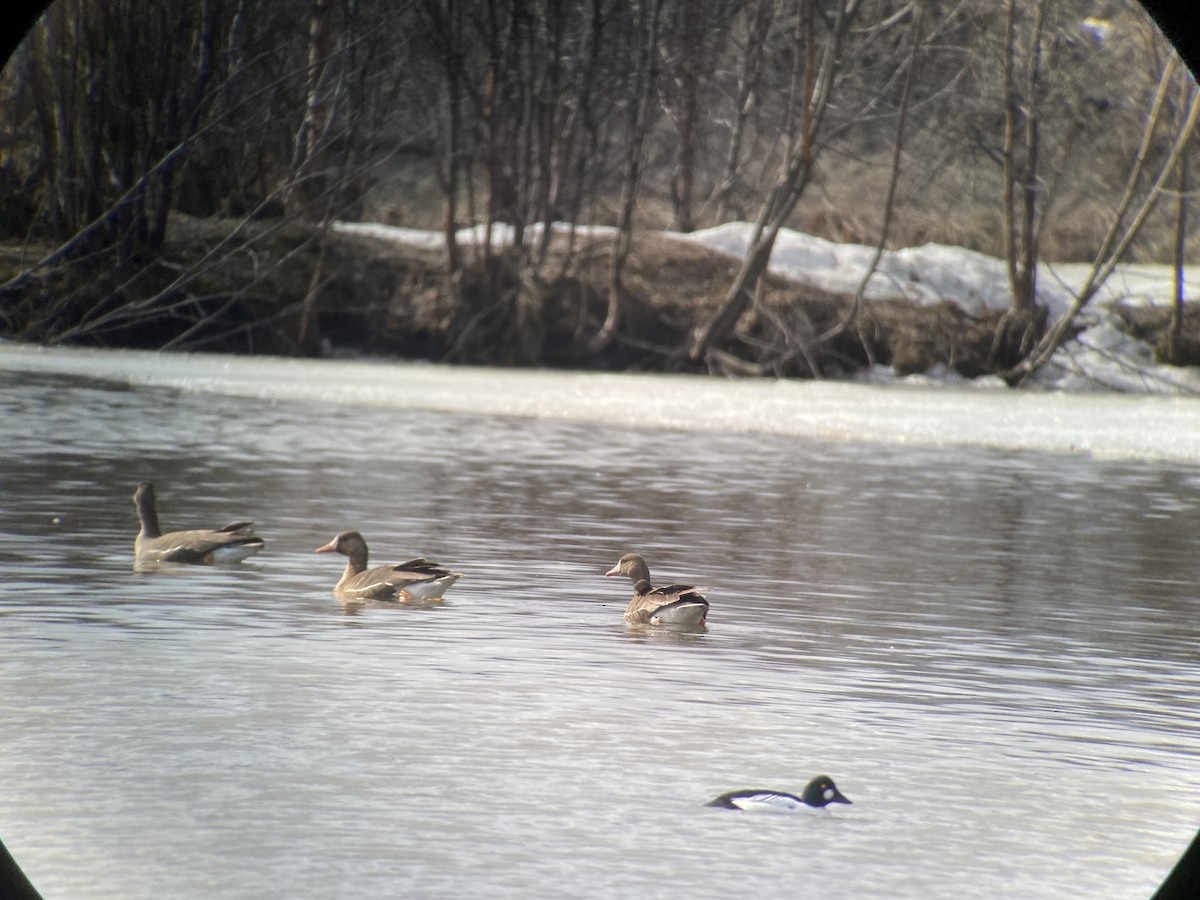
[{"left": 2, "top": 356, "right": 1199, "bottom": 899}]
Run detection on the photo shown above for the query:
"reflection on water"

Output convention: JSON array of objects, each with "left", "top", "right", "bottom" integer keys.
[{"left": 1, "top": 363, "right": 1199, "bottom": 899}]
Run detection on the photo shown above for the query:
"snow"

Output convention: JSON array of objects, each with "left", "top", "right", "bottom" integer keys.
[
  {"left": 331, "top": 219, "right": 1200, "bottom": 395},
  {"left": 677, "top": 223, "right": 1035, "bottom": 318}
]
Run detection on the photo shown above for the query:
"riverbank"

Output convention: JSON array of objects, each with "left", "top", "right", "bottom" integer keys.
[{"left": 4, "top": 215, "right": 1200, "bottom": 392}]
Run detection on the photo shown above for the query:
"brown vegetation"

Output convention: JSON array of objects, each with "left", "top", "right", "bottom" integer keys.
[
  {"left": 0, "top": 0, "right": 1197, "bottom": 385},
  {"left": 8, "top": 216, "right": 1196, "bottom": 380}
]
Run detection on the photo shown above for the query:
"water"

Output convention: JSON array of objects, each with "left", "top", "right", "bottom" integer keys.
[{"left": 1, "top": 349, "right": 1199, "bottom": 899}]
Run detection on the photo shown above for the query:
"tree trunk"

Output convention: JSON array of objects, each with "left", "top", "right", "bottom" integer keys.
[
  {"left": 714, "top": 0, "right": 772, "bottom": 222},
  {"left": 823, "top": 1, "right": 923, "bottom": 346},
  {"left": 1001, "top": 0, "right": 1047, "bottom": 316},
  {"left": 671, "top": 2, "right": 702, "bottom": 234},
  {"left": 592, "top": 0, "right": 663, "bottom": 351},
  {"left": 1167, "top": 131, "right": 1189, "bottom": 363},
  {"left": 690, "top": 0, "right": 854, "bottom": 363},
  {"left": 1005, "top": 59, "right": 1200, "bottom": 385},
  {"left": 303, "top": 0, "right": 331, "bottom": 167}
]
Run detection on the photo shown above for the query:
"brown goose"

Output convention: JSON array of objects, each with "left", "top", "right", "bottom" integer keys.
[
  {"left": 604, "top": 552, "right": 709, "bottom": 626},
  {"left": 132, "top": 481, "right": 265, "bottom": 566},
  {"left": 315, "top": 530, "right": 460, "bottom": 602}
]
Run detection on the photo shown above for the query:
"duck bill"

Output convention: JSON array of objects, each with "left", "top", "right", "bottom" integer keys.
[
  {"left": 314, "top": 539, "right": 338, "bottom": 553},
  {"left": 831, "top": 790, "right": 852, "bottom": 805},
  {"left": 604, "top": 565, "right": 620, "bottom": 577}
]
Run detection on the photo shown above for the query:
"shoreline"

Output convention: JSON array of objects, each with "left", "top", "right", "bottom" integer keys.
[{"left": 4, "top": 342, "right": 1199, "bottom": 464}]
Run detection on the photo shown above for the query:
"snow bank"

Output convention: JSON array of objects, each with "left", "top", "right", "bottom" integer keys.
[{"left": 333, "top": 219, "right": 1200, "bottom": 395}]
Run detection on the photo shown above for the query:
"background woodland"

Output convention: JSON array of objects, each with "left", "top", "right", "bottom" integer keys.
[{"left": 0, "top": 0, "right": 1196, "bottom": 382}]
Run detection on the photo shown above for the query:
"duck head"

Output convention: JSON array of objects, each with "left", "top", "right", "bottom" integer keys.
[
  {"left": 604, "top": 553, "right": 651, "bottom": 584},
  {"left": 801, "top": 775, "right": 852, "bottom": 807},
  {"left": 315, "top": 530, "right": 370, "bottom": 571}
]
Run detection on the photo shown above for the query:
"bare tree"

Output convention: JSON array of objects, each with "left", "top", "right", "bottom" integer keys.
[
  {"left": 415, "top": 0, "right": 468, "bottom": 276},
  {"left": 1000, "top": 0, "right": 1047, "bottom": 316},
  {"left": 823, "top": 0, "right": 925, "bottom": 350},
  {"left": 689, "top": 0, "right": 862, "bottom": 364},
  {"left": 1005, "top": 54, "right": 1200, "bottom": 385},
  {"left": 711, "top": 0, "right": 775, "bottom": 222},
  {"left": 660, "top": 0, "right": 733, "bottom": 233},
  {"left": 591, "top": 0, "right": 666, "bottom": 352},
  {"left": 14, "top": 0, "right": 219, "bottom": 259},
  {"left": 1, "top": 0, "right": 1195, "bottom": 377},
  {"left": 1165, "top": 75, "right": 1196, "bottom": 365}
]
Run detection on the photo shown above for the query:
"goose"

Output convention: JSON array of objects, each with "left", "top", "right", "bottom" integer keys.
[
  {"left": 604, "top": 553, "right": 709, "bottom": 626},
  {"left": 132, "top": 481, "right": 264, "bottom": 566},
  {"left": 315, "top": 530, "right": 460, "bottom": 602}
]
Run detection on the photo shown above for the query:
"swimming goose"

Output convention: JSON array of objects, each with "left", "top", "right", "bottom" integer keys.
[
  {"left": 706, "top": 775, "right": 852, "bottom": 812},
  {"left": 132, "top": 481, "right": 264, "bottom": 566},
  {"left": 315, "top": 530, "right": 460, "bottom": 602},
  {"left": 604, "top": 553, "right": 709, "bottom": 626}
]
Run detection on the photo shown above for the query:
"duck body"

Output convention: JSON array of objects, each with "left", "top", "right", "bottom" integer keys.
[
  {"left": 315, "top": 530, "right": 460, "bottom": 603},
  {"left": 706, "top": 775, "right": 852, "bottom": 813},
  {"left": 132, "top": 482, "right": 264, "bottom": 567},
  {"left": 604, "top": 553, "right": 709, "bottom": 626}
]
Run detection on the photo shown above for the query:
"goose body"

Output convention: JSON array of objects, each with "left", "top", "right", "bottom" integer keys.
[
  {"left": 604, "top": 553, "right": 709, "bottom": 626},
  {"left": 706, "top": 776, "right": 852, "bottom": 813},
  {"left": 315, "top": 530, "right": 460, "bottom": 602},
  {"left": 132, "top": 482, "right": 264, "bottom": 567}
]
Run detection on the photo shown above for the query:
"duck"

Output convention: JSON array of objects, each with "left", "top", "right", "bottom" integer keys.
[
  {"left": 705, "top": 775, "right": 852, "bottom": 813},
  {"left": 604, "top": 552, "right": 709, "bottom": 626},
  {"left": 132, "top": 481, "right": 265, "bottom": 566},
  {"left": 315, "top": 530, "right": 460, "bottom": 602}
]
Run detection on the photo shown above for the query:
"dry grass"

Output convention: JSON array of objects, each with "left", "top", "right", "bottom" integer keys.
[{"left": 5, "top": 215, "right": 1200, "bottom": 375}]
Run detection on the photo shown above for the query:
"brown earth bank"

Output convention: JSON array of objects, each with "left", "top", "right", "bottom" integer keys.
[{"left": 4, "top": 216, "right": 1200, "bottom": 377}]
